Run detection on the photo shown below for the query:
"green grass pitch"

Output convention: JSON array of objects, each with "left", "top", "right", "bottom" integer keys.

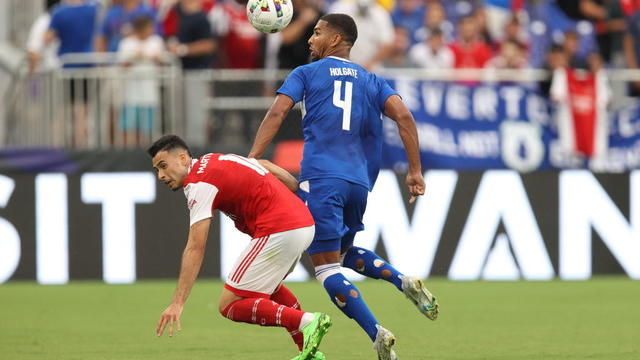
[{"left": 1, "top": 278, "right": 639, "bottom": 359}]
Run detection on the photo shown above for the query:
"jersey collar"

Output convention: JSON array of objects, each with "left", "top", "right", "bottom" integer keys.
[{"left": 328, "top": 56, "right": 352, "bottom": 63}]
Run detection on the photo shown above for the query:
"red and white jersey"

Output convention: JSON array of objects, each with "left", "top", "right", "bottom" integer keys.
[{"left": 182, "top": 153, "right": 314, "bottom": 238}]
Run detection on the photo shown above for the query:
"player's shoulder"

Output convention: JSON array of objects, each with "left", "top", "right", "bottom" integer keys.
[
  {"left": 185, "top": 153, "right": 221, "bottom": 180},
  {"left": 292, "top": 60, "right": 324, "bottom": 76}
]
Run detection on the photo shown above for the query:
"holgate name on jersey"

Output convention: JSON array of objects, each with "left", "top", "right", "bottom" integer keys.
[
  {"left": 329, "top": 67, "right": 358, "bottom": 78},
  {"left": 197, "top": 154, "right": 212, "bottom": 174}
]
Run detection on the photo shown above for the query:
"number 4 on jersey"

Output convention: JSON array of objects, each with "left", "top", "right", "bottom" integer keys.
[{"left": 333, "top": 80, "right": 353, "bottom": 131}]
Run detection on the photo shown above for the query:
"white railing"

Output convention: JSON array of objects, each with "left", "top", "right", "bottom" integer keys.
[
  {"left": 5, "top": 64, "right": 640, "bottom": 149},
  {"left": 4, "top": 53, "right": 183, "bottom": 149}
]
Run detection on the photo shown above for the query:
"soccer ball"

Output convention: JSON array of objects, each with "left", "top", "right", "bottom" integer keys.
[{"left": 246, "top": 0, "right": 294, "bottom": 34}]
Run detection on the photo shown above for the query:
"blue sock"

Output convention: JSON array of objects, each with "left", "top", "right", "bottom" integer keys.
[
  {"left": 321, "top": 271, "right": 379, "bottom": 341},
  {"left": 342, "top": 246, "right": 404, "bottom": 291}
]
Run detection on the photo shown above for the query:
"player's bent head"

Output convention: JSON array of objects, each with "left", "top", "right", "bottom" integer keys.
[
  {"left": 148, "top": 135, "right": 193, "bottom": 192},
  {"left": 320, "top": 13, "right": 357, "bottom": 46},
  {"left": 147, "top": 134, "right": 192, "bottom": 158}
]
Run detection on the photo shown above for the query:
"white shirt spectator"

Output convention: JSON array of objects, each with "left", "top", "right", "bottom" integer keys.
[
  {"left": 26, "top": 13, "right": 60, "bottom": 71},
  {"left": 408, "top": 42, "right": 454, "bottom": 69},
  {"left": 117, "top": 34, "right": 164, "bottom": 106},
  {"left": 329, "top": 0, "right": 394, "bottom": 70}
]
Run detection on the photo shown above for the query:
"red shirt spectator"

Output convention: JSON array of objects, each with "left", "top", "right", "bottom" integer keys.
[
  {"left": 450, "top": 41, "right": 493, "bottom": 68},
  {"left": 209, "top": 0, "right": 263, "bottom": 69},
  {"left": 162, "top": 0, "right": 215, "bottom": 37},
  {"left": 449, "top": 15, "right": 493, "bottom": 68}
]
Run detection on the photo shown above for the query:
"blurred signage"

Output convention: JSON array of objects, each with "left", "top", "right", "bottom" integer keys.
[
  {"left": 0, "top": 170, "right": 638, "bottom": 284},
  {"left": 382, "top": 80, "right": 640, "bottom": 172}
]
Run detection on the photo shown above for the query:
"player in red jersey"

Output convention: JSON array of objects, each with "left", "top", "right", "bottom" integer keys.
[{"left": 150, "top": 135, "right": 330, "bottom": 360}]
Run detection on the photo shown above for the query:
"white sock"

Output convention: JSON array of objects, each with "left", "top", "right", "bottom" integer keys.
[{"left": 298, "top": 312, "right": 315, "bottom": 331}]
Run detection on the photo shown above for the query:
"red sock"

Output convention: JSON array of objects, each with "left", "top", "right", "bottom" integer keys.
[
  {"left": 271, "top": 285, "right": 304, "bottom": 351},
  {"left": 222, "top": 297, "right": 304, "bottom": 332}
]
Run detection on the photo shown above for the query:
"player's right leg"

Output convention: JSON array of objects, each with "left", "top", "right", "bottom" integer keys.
[
  {"left": 221, "top": 226, "right": 331, "bottom": 360},
  {"left": 271, "top": 285, "right": 327, "bottom": 360},
  {"left": 270, "top": 285, "right": 305, "bottom": 351},
  {"left": 300, "top": 178, "right": 398, "bottom": 359}
]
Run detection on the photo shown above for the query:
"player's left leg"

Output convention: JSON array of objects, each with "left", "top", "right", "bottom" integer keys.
[
  {"left": 269, "top": 285, "right": 328, "bottom": 360},
  {"left": 340, "top": 189, "right": 440, "bottom": 321}
]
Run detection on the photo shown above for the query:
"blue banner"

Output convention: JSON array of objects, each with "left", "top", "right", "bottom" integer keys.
[{"left": 382, "top": 80, "right": 640, "bottom": 171}]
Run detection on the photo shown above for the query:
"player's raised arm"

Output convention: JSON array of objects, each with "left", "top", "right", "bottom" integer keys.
[
  {"left": 258, "top": 159, "right": 299, "bottom": 193},
  {"left": 383, "top": 94, "right": 425, "bottom": 202},
  {"left": 156, "top": 218, "right": 211, "bottom": 337},
  {"left": 248, "top": 94, "right": 295, "bottom": 159}
]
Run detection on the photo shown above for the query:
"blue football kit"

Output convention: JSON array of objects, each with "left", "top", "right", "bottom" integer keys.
[
  {"left": 277, "top": 56, "right": 405, "bottom": 342},
  {"left": 277, "top": 56, "right": 398, "bottom": 253}
]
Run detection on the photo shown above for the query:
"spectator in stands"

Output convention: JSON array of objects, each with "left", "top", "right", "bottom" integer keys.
[
  {"left": 624, "top": 3, "right": 640, "bottom": 95},
  {"left": 391, "top": 0, "right": 427, "bottom": 46},
  {"left": 209, "top": 0, "right": 263, "bottom": 69},
  {"left": 26, "top": 0, "right": 61, "bottom": 73},
  {"left": 562, "top": 30, "right": 603, "bottom": 71},
  {"left": 384, "top": 27, "right": 412, "bottom": 67},
  {"left": 554, "top": 0, "right": 627, "bottom": 66},
  {"left": 166, "top": 0, "right": 217, "bottom": 70},
  {"left": 415, "top": 0, "right": 454, "bottom": 44},
  {"left": 161, "top": 0, "right": 214, "bottom": 38},
  {"left": 408, "top": 28, "right": 454, "bottom": 69},
  {"left": 44, "top": 0, "right": 99, "bottom": 66},
  {"left": 487, "top": 40, "right": 528, "bottom": 69},
  {"left": 600, "top": 0, "right": 631, "bottom": 67},
  {"left": 329, "top": 0, "right": 395, "bottom": 70},
  {"left": 473, "top": 8, "right": 494, "bottom": 45},
  {"left": 449, "top": 15, "right": 493, "bottom": 69},
  {"left": 95, "top": 0, "right": 157, "bottom": 53},
  {"left": 539, "top": 44, "right": 568, "bottom": 97},
  {"left": 44, "top": 0, "right": 100, "bottom": 147},
  {"left": 117, "top": 16, "right": 165, "bottom": 145},
  {"left": 495, "top": 15, "right": 528, "bottom": 51},
  {"left": 276, "top": 0, "right": 323, "bottom": 69},
  {"left": 484, "top": 0, "right": 524, "bottom": 41}
]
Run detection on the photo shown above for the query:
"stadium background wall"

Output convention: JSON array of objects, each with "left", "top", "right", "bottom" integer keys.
[{"left": 0, "top": 167, "right": 638, "bottom": 284}]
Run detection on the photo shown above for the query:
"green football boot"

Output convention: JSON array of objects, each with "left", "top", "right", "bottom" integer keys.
[
  {"left": 290, "top": 351, "right": 326, "bottom": 360},
  {"left": 299, "top": 313, "right": 331, "bottom": 360}
]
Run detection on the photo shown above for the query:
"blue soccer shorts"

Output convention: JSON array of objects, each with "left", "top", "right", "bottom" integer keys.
[{"left": 297, "top": 178, "right": 368, "bottom": 255}]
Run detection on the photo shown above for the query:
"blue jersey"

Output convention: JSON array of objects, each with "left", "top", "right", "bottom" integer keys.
[
  {"left": 49, "top": 3, "right": 99, "bottom": 67},
  {"left": 277, "top": 56, "right": 398, "bottom": 190}
]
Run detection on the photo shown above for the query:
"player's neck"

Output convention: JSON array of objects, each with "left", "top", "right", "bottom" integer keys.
[{"left": 324, "top": 49, "right": 350, "bottom": 61}]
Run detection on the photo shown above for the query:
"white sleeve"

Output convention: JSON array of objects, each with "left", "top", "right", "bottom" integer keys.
[
  {"left": 117, "top": 38, "right": 137, "bottom": 62},
  {"left": 145, "top": 36, "right": 165, "bottom": 58},
  {"left": 183, "top": 182, "right": 219, "bottom": 227},
  {"left": 26, "top": 15, "right": 50, "bottom": 52}
]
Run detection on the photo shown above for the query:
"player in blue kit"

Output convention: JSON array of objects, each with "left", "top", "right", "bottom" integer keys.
[{"left": 249, "top": 14, "right": 439, "bottom": 360}]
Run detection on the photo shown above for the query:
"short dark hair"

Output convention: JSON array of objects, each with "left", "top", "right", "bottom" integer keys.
[
  {"left": 429, "top": 28, "right": 443, "bottom": 38},
  {"left": 147, "top": 135, "right": 192, "bottom": 158},
  {"left": 132, "top": 16, "right": 154, "bottom": 32},
  {"left": 320, "top": 13, "right": 358, "bottom": 46}
]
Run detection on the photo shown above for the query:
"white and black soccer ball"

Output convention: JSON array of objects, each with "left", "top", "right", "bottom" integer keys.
[{"left": 246, "top": 0, "right": 294, "bottom": 34}]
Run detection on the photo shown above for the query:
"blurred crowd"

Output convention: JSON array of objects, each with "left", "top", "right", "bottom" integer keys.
[{"left": 23, "top": 0, "right": 640, "bottom": 76}]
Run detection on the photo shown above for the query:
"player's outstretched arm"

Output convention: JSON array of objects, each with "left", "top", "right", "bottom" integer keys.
[
  {"left": 156, "top": 218, "right": 211, "bottom": 337},
  {"left": 258, "top": 159, "right": 299, "bottom": 193},
  {"left": 248, "top": 94, "right": 295, "bottom": 159},
  {"left": 383, "top": 95, "right": 425, "bottom": 202}
]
